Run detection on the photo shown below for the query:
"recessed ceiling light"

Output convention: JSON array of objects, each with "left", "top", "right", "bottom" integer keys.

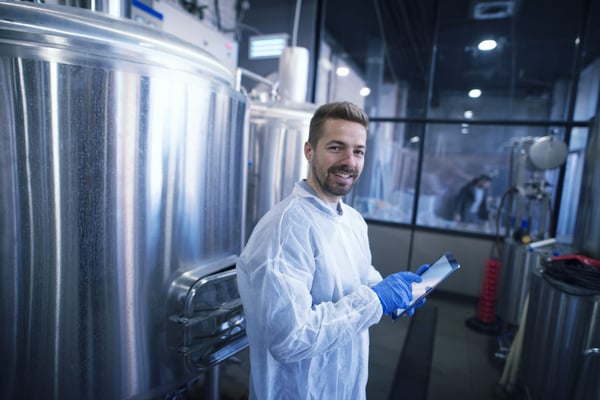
[
  {"left": 464, "top": 110, "right": 474, "bottom": 118},
  {"left": 359, "top": 87, "right": 371, "bottom": 96},
  {"left": 469, "top": 89, "right": 482, "bottom": 98},
  {"left": 336, "top": 66, "right": 350, "bottom": 77},
  {"left": 478, "top": 39, "right": 497, "bottom": 51}
]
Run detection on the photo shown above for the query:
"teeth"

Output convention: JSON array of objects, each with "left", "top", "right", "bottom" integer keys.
[{"left": 335, "top": 172, "right": 351, "bottom": 178}]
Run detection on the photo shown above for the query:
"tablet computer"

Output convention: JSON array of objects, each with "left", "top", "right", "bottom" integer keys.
[{"left": 392, "top": 251, "right": 461, "bottom": 319}]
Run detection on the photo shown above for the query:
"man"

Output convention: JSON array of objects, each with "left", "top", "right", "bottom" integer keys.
[
  {"left": 236, "top": 101, "right": 425, "bottom": 399},
  {"left": 453, "top": 174, "right": 492, "bottom": 224}
]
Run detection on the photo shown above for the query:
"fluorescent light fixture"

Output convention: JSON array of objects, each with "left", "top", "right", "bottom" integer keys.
[
  {"left": 469, "top": 88, "right": 482, "bottom": 98},
  {"left": 360, "top": 87, "right": 371, "bottom": 96},
  {"left": 478, "top": 39, "right": 497, "bottom": 51},
  {"left": 336, "top": 66, "right": 350, "bottom": 77},
  {"left": 249, "top": 34, "right": 288, "bottom": 59}
]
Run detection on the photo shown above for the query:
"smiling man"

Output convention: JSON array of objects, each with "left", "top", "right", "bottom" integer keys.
[
  {"left": 236, "top": 101, "right": 424, "bottom": 400},
  {"left": 304, "top": 112, "right": 366, "bottom": 201}
]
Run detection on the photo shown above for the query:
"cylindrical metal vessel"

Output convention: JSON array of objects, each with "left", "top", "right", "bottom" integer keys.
[
  {"left": 574, "top": 115, "right": 600, "bottom": 259},
  {"left": 497, "top": 239, "right": 569, "bottom": 326},
  {"left": 245, "top": 101, "right": 315, "bottom": 240},
  {"left": 496, "top": 239, "right": 538, "bottom": 326},
  {"left": 519, "top": 270, "right": 600, "bottom": 400},
  {"left": 0, "top": 2, "right": 247, "bottom": 399}
]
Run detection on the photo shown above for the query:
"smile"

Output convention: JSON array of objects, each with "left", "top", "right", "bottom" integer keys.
[{"left": 334, "top": 171, "right": 353, "bottom": 179}]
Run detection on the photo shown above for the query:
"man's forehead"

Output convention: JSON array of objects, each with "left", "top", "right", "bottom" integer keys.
[{"left": 321, "top": 119, "right": 366, "bottom": 135}]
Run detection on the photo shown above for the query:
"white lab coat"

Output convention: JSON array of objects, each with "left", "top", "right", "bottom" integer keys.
[{"left": 237, "top": 181, "right": 384, "bottom": 400}]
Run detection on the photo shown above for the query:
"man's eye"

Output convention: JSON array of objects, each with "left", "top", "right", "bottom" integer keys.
[
  {"left": 355, "top": 150, "right": 365, "bottom": 157},
  {"left": 329, "top": 146, "right": 341, "bottom": 151}
]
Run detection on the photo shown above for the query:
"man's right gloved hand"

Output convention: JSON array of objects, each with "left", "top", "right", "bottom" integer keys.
[{"left": 371, "top": 271, "right": 422, "bottom": 315}]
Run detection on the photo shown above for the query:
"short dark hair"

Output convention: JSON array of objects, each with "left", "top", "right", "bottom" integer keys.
[{"left": 308, "top": 101, "right": 369, "bottom": 147}]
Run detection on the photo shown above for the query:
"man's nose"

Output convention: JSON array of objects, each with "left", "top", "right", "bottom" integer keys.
[{"left": 341, "top": 149, "right": 358, "bottom": 167}]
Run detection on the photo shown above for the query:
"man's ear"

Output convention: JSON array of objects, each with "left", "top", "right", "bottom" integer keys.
[{"left": 304, "top": 141, "right": 312, "bottom": 162}]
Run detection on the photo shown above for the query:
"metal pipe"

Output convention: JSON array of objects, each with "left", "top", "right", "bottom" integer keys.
[
  {"left": 235, "top": 67, "right": 278, "bottom": 99},
  {"left": 203, "top": 366, "right": 220, "bottom": 400}
]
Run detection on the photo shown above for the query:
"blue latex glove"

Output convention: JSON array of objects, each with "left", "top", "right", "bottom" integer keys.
[
  {"left": 415, "top": 263, "right": 430, "bottom": 276},
  {"left": 371, "top": 271, "right": 422, "bottom": 315},
  {"left": 398, "top": 264, "right": 431, "bottom": 317}
]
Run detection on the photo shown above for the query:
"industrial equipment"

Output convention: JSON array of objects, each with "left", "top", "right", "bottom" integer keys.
[
  {"left": 515, "top": 115, "right": 600, "bottom": 400},
  {"left": 236, "top": 39, "right": 315, "bottom": 241},
  {"left": 0, "top": 1, "right": 247, "bottom": 398},
  {"left": 243, "top": 100, "right": 316, "bottom": 240},
  {"left": 498, "top": 117, "right": 600, "bottom": 398},
  {"left": 519, "top": 255, "right": 600, "bottom": 400},
  {"left": 573, "top": 116, "right": 600, "bottom": 260},
  {"left": 496, "top": 134, "right": 568, "bottom": 326}
]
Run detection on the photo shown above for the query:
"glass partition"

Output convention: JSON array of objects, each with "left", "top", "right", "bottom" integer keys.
[
  {"left": 349, "top": 121, "right": 423, "bottom": 224},
  {"left": 416, "top": 123, "right": 563, "bottom": 236},
  {"left": 349, "top": 120, "right": 572, "bottom": 238},
  {"left": 321, "top": 0, "right": 600, "bottom": 240}
]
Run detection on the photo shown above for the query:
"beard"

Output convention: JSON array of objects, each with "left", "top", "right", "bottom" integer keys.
[{"left": 315, "top": 165, "right": 360, "bottom": 197}]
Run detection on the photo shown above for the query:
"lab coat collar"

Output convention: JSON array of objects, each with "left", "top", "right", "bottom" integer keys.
[{"left": 295, "top": 180, "right": 344, "bottom": 216}]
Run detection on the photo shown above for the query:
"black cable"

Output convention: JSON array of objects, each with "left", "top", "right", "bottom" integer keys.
[{"left": 544, "top": 258, "right": 600, "bottom": 291}]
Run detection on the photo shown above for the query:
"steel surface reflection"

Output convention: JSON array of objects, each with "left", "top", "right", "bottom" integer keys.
[{"left": 0, "top": 2, "right": 247, "bottom": 399}]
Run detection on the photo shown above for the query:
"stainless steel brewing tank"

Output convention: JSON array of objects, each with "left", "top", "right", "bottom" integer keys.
[
  {"left": 0, "top": 2, "right": 247, "bottom": 399},
  {"left": 574, "top": 115, "right": 600, "bottom": 259},
  {"left": 245, "top": 101, "right": 316, "bottom": 240},
  {"left": 519, "top": 268, "right": 600, "bottom": 399},
  {"left": 496, "top": 239, "right": 570, "bottom": 326}
]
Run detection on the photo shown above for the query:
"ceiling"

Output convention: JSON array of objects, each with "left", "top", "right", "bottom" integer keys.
[{"left": 324, "top": 0, "right": 600, "bottom": 99}]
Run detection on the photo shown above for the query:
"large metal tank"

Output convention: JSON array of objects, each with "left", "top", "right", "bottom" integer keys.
[
  {"left": 245, "top": 101, "right": 316, "bottom": 240},
  {"left": 519, "top": 260, "right": 600, "bottom": 400},
  {"left": 497, "top": 239, "right": 571, "bottom": 326},
  {"left": 0, "top": 2, "right": 247, "bottom": 399},
  {"left": 573, "top": 115, "right": 600, "bottom": 259},
  {"left": 496, "top": 240, "right": 540, "bottom": 326}
]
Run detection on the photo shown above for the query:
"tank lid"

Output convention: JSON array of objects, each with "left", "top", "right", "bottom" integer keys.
[{"left": 0, "top": 1, "right": 233, "bottom": 85}]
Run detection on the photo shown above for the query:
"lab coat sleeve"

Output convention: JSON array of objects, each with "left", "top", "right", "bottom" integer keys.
[{"left": 367, "top": 265, "right": 384, "bottom": 287}]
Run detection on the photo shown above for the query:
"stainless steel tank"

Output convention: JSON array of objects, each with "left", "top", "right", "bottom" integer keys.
[
  {"left": 245, "top": 101, "right": 316, "bottom": 240},
  {"left": 519, "top": 264, "right": 600, "bottom": 400},
  {"left": 497, "top": 239, "right": 571, "bottom": 326},
  {"left": 0, "top": 2, "right": 247, "bottom": 399},
  {"left": 496, "top": 240, "right": 540, "bottom": 326},
  {"left": 573, "top": 115, "right": 600, "bottom": 259}
]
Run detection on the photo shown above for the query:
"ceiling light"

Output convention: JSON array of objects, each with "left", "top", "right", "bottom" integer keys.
[
  {"left": 469, "top": 89, "right": 482, "bottom": 98},
  {"left": 464, "top": 110, "right": 474, "bottom": 119},
  {"left": 249, "top": 34, "right": 288, "bottom": 59},
  {"left": 478, "top": 39, "right": 497, "bottom": 51},
  {"left": 359, "top": 87, "right": 371, "bottom": 96},
  {"left": 336, "top": 66, "right": 350, "bottom": 77}
]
